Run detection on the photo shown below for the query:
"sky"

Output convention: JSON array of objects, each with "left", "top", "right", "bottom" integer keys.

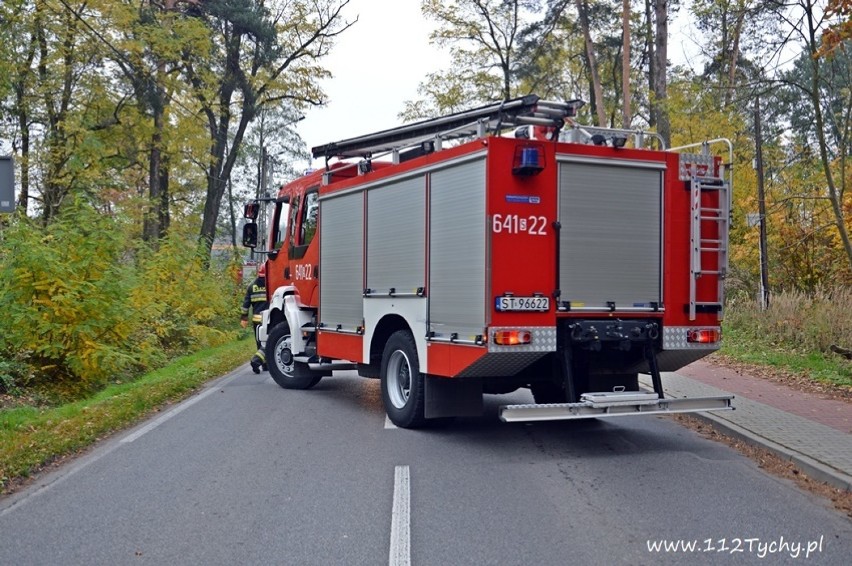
[
  {"left": 295, "top": 0, "right": 449, "bottom": 167},
  {"left": 295, "top": 1, "right": 705, "bottom": 169},
  {"left": 0, "top": 1, "right": 705, "bottom": 165}
]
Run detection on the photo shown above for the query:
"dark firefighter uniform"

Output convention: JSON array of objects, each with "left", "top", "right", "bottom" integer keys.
[{"left": 240, "top": 269, "right": 268, "bottom": 373}]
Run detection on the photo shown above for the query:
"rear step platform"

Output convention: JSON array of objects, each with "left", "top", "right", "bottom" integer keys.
[{"left": 499, "top": 390, "right": 733, "bottom": 423}]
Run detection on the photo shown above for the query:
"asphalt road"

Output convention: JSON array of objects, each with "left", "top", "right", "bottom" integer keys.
[{"left": 1, "top": 365, "right": 851, "bottom": 565}]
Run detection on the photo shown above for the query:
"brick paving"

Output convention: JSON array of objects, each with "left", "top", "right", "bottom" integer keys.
[
  {"left": 679, "top": 360, "right": 852, "bottom": 434},
  {"left": 638, "top": 362, "right": 852, "bottom": 491}
]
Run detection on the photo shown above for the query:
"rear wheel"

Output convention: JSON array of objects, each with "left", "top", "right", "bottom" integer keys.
[
  {"left": 381, "top": 330, "right": 426, "bottom": 428},
  {"left": 266, "top": 323, "right": 322, "bottom": 390}
]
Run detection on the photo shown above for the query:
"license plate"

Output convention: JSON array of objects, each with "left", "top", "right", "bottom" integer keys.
[{"left": 495, "top": 296, "right": 550, "bottom": 312}]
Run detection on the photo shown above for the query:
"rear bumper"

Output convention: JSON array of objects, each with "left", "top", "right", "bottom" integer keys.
[{"left": 499, "top": 392, "right": 734, "bottom": 422}]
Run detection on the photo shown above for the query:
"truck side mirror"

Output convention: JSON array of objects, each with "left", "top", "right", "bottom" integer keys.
[
  {"left": 242, "top": 222, "right": 258, "bottom": 248},
  {"left": 244, "top": 202, "right": 260, "bottom": 220}
]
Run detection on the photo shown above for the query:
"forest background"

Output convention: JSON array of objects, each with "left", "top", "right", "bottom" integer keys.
[{"left": 0, "top": 0, "right": 850, "bottom": 404}]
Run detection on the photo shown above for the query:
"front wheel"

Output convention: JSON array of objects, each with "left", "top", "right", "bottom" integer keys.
[
  {"left": 381, "top": 330, "right": 426, "bottom": 428},
  {"left": 266, "top": 323, "right": 322, "bottom": 390}
]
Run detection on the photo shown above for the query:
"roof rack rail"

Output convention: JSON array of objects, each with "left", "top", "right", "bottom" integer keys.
[{"left": 311, "top": 95, "right": 585, "bottom": 162}]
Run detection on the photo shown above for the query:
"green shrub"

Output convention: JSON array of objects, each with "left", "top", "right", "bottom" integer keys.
[
  {"left": 128, "top": 228, "right": 241, "bottom": 361},
  {"left": 0, "top": 201, "right": 137, "bottom": 397},
  {"left": 0, "top": 355, "right": 33, "bottom": 396},
  {"left": 0, "top": 202, "right": 243, "bottom": 402}
]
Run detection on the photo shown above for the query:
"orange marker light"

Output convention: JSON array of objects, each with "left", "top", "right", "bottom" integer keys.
[{"left": 493, "top": 330, "right": 532, "bottom": 346}]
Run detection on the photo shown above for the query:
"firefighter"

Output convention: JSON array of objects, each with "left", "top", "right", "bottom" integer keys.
[{"left": 240, "top": 263, "right": 268, "bottom": 373}]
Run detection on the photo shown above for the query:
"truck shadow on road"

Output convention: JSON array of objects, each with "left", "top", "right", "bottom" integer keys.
[{"left": 280, "top": 373, "right": 737, "bottom": 463}]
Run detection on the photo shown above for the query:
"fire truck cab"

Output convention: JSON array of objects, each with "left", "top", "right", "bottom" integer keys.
[{"left": 242, "top": 95, "right": 734, "bottom": 428}]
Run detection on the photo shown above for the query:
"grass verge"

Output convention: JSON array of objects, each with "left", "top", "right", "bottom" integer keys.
[
  {"left": 0, "top": 338, "right": 253, "bottom": 494},
  {"left": 722, "top": 288, "right": 852, "bottom": 390},
  {"left": 720, "top": 326, "right": 852, "bottom": 389}
]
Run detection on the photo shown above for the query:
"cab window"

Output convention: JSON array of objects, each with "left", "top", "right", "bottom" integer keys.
[
  {"left": 272, "top": 198, "right": 290, "bottom": 250},
  {"left": 288, "top": 194, "right": 301, "bottom": 243},
  {"left": 289, "top": 188, "right": 319, "bottom": 260},
  {"left": 301, "top": 190, "right": 319, "bottom": 246}
]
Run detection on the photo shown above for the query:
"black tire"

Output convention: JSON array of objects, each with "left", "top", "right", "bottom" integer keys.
[
  {"left": 380, "top": 330, "right": 426, "bottom": 428},
  {"left": 266, "top": 323, "right": 322, "bottom": 390},
  {"left": 530, "top": 381, "right": 568, "bottom": 404}
]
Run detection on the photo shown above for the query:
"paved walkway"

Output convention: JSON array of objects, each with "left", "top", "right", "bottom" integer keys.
[{"left": 638, "top": 360, "right": 852, "bottom": 491}]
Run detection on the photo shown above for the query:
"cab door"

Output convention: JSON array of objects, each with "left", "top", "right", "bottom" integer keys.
[
  {"left": 265, "top": 191, "right": 292, "bottom": 294},
  {"left": 288, "top": 186, "right": 320, "bottom": 307}
]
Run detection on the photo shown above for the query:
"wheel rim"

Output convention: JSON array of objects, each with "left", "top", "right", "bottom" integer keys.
[
  {"left": 274, "top": 334, "right": 295, "bottom": 378},
  {"left": 387, "top": 350, "right": 412, "bottom": 409}
]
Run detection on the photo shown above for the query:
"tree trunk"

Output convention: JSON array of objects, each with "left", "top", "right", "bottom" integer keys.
[
  {"left": 199, "top": 104, "right": 251, "bottom": 260},
  {"left": 13, "top": 26, "right": 37, "bottom": 213},
  {"left": 14, "top": 90, "right": 30, "bottom": 213},
  {"left": 143, "top": 109, "right": 164, "bottom": 243},
  {"left": 159, "top": 163, "right": 170, "bottom": 237},
  {"left": 622, "top": 0, "right": 632, "bottom": 128},
  {"left": 804, "top": 1, "right": 852, "bottom": 271},
  {"left": 645, "top": 0, "right": 656, "bottom": 129},
  {"left": 576, "top": 0, "right": 607, "bottom": 126},
  {"left": 723, "top": 8, "right": 746, "bottom": 107},
  {"left": 37, "top": 4, "right": 78, "bottom": 224},
  {"left": 652, "top": 0, "right": 670, "bottom": 146},
  {"left": 228, "top": 177, "right": 237, "bottom": 251},
  {"left": 199, "top": 160, "right": 227, "bottom": 255}
]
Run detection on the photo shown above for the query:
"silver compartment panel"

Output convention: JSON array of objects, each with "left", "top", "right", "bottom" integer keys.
[
  {"left": 558, "top": 160, "right": 663, "bottom": 309},
  {"left": 367, "top": 177, "right": 426, "bottom": 294},
  {"left": 429, "top": 160, "right": 487, "bottom": 340},
  {"left": 319, "top": 193, "right": 364, "bottom": 329}
]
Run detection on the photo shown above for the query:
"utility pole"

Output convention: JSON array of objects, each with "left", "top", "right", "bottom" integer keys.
[
  {"left": 260, "top": 146, "right": 269, "bottom": 253},
  {"left": 754, "top": 97, "right": 770, "bottom": 309}
]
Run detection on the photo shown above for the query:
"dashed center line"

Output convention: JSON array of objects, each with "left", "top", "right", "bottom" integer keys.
[{"left": 389, "top": 465, "right": 411, "bottom": 566}]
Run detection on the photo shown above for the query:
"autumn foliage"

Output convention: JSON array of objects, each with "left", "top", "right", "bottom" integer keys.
[{"left": 0, "top": 201, "right": 241, "bottom": 400}]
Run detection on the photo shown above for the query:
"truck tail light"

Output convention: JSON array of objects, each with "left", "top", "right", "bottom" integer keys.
[
  {"left": 493, "top": 330, "right": 532, "bottom": 346},
  {"left": 687, "top": 328, "right": 721, "bottom": 344}
]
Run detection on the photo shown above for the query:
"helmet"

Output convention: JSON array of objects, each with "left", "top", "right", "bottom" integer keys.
[{"left": 258, "top": 263, "right": 266, "bottom": 277}]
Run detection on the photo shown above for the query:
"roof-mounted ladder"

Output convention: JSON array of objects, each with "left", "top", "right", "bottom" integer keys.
[{"left": 311, "top": 94, "right": 584, "bottom": 162}]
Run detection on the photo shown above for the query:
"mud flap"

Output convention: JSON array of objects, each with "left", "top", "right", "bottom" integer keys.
[{"left": 425, "top": 376, "right": 484, "bottom": 419}]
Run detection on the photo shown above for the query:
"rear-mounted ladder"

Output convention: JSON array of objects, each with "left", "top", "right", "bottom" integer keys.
[{"left": 689, "top": 176, "right": 730, "bottom": 320}]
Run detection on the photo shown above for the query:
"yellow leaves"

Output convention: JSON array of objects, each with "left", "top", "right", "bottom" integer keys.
[
  {"left": 817, "top": 0, "right": 852, "bottom": 58},
  {"left": 126, "top": 228, "right": 240, "bottom": 358}
]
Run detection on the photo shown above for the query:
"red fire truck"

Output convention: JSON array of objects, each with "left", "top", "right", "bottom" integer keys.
[{"left": 242, "top": 95, "right": 734, "bottom": 428}]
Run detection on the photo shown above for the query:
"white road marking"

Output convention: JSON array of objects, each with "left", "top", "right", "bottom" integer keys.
[
  {"left": 389, "top": 465, "right": 411, "bottom": 566},
  {"left": 384, "top": 416, "right": 398, "bottom": 429}
]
